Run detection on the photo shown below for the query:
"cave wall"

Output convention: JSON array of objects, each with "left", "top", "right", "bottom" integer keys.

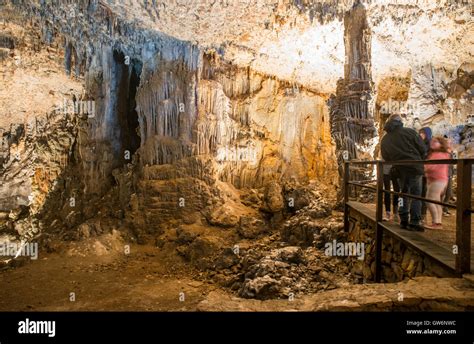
[
  {"left": 0, "top": 14, "right": 82, "bottom": 215},
  {"left": 0, "top": 0, "right": 472, "bottom": 236},
  {"left": 129, "top": 50, "right": 337, "bottom": 229},
  {"left": 0, "top": 0, "right": 338, "bottom": 235},
  {"left": 136, "top": 51, "right": 335, "bottom": 188}
]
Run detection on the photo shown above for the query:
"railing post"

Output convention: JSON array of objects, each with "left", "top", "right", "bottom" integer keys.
[
  {"left": 344, "top": 161, "right": 350, "bottom": 232},
  {"left": 375, "top": 160, "right": 384, "bottom": 282},
  {"left": 456, "top": 159, "right": 471, "bottom": 275}
]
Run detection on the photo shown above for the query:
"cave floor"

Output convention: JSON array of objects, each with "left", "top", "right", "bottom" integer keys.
[
  {"left": 0, "top": 242, "right": 211, "bottom": 311},
  {"left": 0, "top": 241, "right": 473, "bottom": 312}
]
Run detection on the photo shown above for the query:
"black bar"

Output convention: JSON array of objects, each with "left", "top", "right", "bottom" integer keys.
[
  {"left": 349, "top": 160, "right": 377, "bottom": 165},
  {"left": 347, "top": 181, "right": 377, "bottom": 191},
  {"left": 349, "top": 158, "right": 474, "bottom": 165},
  {"left": 344, "top": 161, "right": 350, "bottom": 232},
  {"left": 0, "top": 312, "right": 472, "bottom": 343},
  {"left": 386, "top": 159, "right": 460, "bottom": 165},
  {"left": 382, "top": 189, "right": 457, "bottom": 209},
  {"left": 456, "top": 160, "right": 471, "bottom": 274},
  {"left": 354, "top": 179, "right": 378, "bottom": 184},
  {"left": 348, "top": 185, "right": 458, "bottom": 209},
  {"left": 375, "top": 161, "right": 384, "bottom": 283}
]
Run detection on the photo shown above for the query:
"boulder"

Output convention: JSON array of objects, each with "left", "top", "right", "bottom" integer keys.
[
  {"left": 238, "top": 216, "right": 267, "bottom": 239},
  {"left": 262, "top": 181, "right": 284, "bottom": 213},
  {"left": 214, "top": 247, "right": 240, "bottom": 270},
  {"left": 176, "top": 237, "right": 222, "bottom": 269},
  {"left": 271, "top": 246, "right": 304, "bottom": 264},
  {"left": 176, "top": 226, "right": 198, "bottom": 244},
  {"left": 281, "top": 220, "right": 320, "bottom": 247},
  {"left": 239, "top": 275, "right": 280, "bottom": 300},
  {"left": 206, "top": 205, "right": 239, "bottom": 228},
  {"left": 240, "top": 189, "right": 262, "bottom": 208}
]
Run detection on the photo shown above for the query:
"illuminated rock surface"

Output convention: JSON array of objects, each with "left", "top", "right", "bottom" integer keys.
[{"left": 0, "top": 0, "right": 472, "bottom": 310}]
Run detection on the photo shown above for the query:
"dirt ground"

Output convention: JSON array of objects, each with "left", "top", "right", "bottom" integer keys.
[
  {"left": 1, "top": 231, "right": 473, "bottom": 312},
  {"left": 0, "top": 241, "right": 215, "bottom": 311}
]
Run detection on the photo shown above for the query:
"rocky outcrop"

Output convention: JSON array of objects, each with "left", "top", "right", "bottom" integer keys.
[
  {"left": 0, "top": 112, "right": 78, "bottom": 215},
  {"left": 281, "top": 191, "right": 333, "bottom": 246},
  {"left": 198, "top": 276, "right": 474, "bottom": 311}
]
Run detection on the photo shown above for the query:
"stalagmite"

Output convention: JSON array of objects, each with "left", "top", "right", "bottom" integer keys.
[{"left": 329, "top": 2, "right": 377, "bottom": 189}]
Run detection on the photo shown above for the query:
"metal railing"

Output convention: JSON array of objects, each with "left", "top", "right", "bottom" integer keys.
[{"left": 343, "top": 159, "right": 473, "bottom": 281}]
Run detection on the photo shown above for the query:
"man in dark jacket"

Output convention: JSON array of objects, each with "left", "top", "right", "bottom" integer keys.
[{"left": 381, "top": 114, "right": 426, "bottom": 231}]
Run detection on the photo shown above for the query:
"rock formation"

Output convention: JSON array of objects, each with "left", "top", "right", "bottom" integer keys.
[{"left": 0, "top": 0, "right": 472, "bottom": 307}]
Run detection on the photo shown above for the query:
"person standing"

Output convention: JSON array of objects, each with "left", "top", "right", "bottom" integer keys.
[
  {"left": 419, "top": 127, "right": 432, "bottom": 220},
  {"left": 382, "top": 163, "right": 400, "bottom": 222},
  {"left": 381, "top": 114, "right": 426, "bottom": 231},
  {"left": 442, "top": 136, "right": 454, "bottom": 216},
  {"left": 424, "top": 137, "right": 451, "bottom": 229},
  {"left": 419, "top": 127, "right": 432, "bottom": 154}
]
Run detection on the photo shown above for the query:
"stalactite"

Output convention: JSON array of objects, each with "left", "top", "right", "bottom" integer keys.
[{"left": 329, "top": 2, "right": 376, "bottom": 191}]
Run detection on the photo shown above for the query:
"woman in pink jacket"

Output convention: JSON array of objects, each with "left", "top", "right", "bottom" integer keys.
[{"left": 424, "top": 137, "right": 451, "bottom": 230}]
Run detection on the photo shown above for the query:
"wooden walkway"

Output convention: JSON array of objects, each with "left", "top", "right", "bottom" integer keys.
[
  {"left": 344, "top": 159, "right": 473, "bottom": 281},
  {"left": 347, "top": 201, "right": 474, "bottom": 273}
]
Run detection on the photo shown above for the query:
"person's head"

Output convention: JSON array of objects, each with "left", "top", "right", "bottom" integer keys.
[
  {"left": 443, "top": 135, "right": 453, "bottom": 152},
  {"left": 383, "top": 114, "right": 403, "bottom": 132},
  {"left": 387, "top": 114, "right": 402, "bottom": 123},
  {"left": 419, "top": 127, "right": 432, "bottom": 142},
  {"left": 429, "top": 136, "right": 449, "bottom": 152}
]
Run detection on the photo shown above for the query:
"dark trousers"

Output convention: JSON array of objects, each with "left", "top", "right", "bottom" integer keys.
[
  {"left": 398, "top": 169, "right": 422, "bottom": 225},
  {"left": 383, "top": 173, "right": 400, "bottom": 213}
]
